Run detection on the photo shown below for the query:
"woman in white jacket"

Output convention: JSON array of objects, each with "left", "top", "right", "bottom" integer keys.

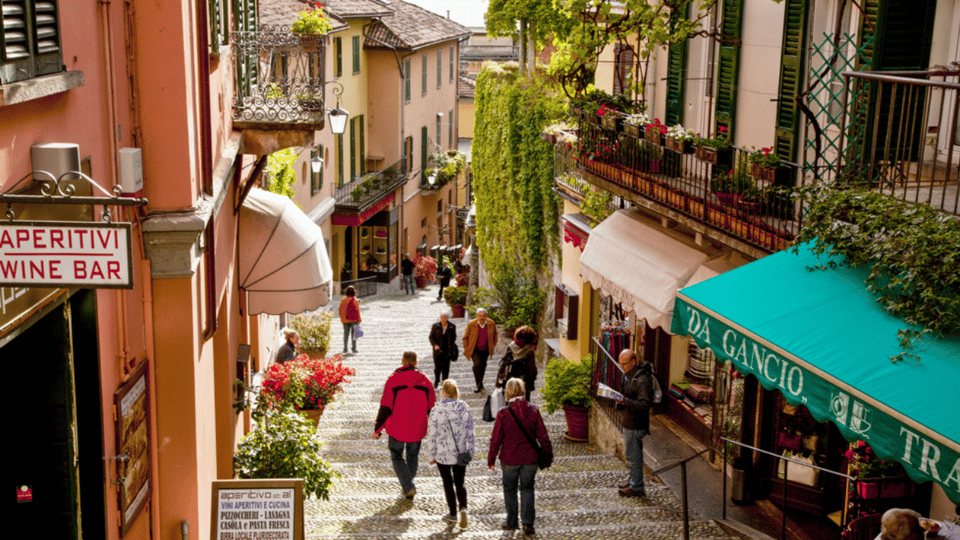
[{"left": 424, "top": 379, "right": 475, "bottom": 528}]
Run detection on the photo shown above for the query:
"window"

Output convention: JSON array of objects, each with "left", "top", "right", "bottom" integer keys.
[
  {"left": 404, "top": 58, "right": 411, "bottom": 102},
  {"left": 352, "top": 35, "right": 360, "bottom": 74},
  {"left": 437, "top": 49, "right": 443, "bottom": 88},
  {"left": 1, "top": 0, "right": 64, "bottom": 84},
  {"left": 436, "top": 115, "right": 442, "bottom": 149},
  {"left": 336, "top": 134, "right": 344, "bottom": 187},
  {"left": 208, "top": 0, "right": 224, "bottom": 49},
  {"left": 448, "top": 190, "right": 452, "bottom": 205},
  {"left": 421, "top": 126, "right": 428, "bottom": 171},
  {"left": 404, "top": 136, "right": 413, "bottom": 173},
  {"left": 437, "top": 201, "right": 442, "bottom": 214},
  {"left": 449, "top": 45, "right": 455, "bottom": 82},
  {"left": 334, "top": 37, "right": 343, "bottom": 77},
  {"left": 613, "top": 42, "right": 635, "bottom": 96},
  {"left": 311, "top": 145, "right": 324, "bottom": 195},
  {"left": 421, "top": 54, "right": 428, "bottom": 95},
  {"left": 421, "top": 218, "right": 427, "bottom": 228},
  {"left": 357, "top": 114, "right": 365, "bottom": 176},
  {"left": 349, "top": 117, "right": 357, "bottom": 182},
  {"left": 448, "top": 109, "right": 453, "bottom": 148},
  {"left": 555, "top": 285, "right": 579, "bottom": 340}
]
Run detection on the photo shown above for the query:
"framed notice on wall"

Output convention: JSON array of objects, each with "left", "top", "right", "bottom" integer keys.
[
  {"left": 114, "top": 361, "right": 151, "bottom": 537},
  {"left": 211, "top": 479, "right": 304, "bottom": 540}
]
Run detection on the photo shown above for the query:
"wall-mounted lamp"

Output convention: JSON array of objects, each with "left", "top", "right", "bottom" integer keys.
[
  {"left": 325, "top": 81, "right": 350, "bottom": 135},
  {"left": 311, "top": 156, "right": 324, "bottom": 174},
  {"left": 427, "top": 172, "right": 437, "bottom": 186},
  {"left": 437, "top": 112, "right": 444, "bottom": 118}
]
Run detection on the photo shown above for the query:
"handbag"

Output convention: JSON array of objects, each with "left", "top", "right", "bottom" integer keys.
[
  {"left": 482, "top": 396, "right": 494, "bottom": 422},
  {"left": 489, "top": 387, "right": 505, "bottom": 414},
  {"left": 778, "top": 450, "right": 819, "bottom": 487},
  {"left": 446, "top": 419, "right": 472, "bottom": 467},
  {"left": 353, "top": 323, "right": 363, "bottom": 339},
  {"left": 777, "top": 430, "right": 802, "bottom": 451},
  {"left": 506, "top": 405, "right": 553, "bottom": 470}
]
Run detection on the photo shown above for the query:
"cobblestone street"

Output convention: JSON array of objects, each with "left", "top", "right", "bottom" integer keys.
[{"left": 302, "top": 284, "right": 741, "bottom": 539}]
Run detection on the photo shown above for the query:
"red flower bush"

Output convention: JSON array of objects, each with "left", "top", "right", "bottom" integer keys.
[
  {"left": 645, "top": 118, "right": 668, "bottom": 135},
  {"left": 261, "top": 354, "right": 355, "bottom": 411}
]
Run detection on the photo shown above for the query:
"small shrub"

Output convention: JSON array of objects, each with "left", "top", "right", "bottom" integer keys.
[{"left": 541, "top": 356, "right": 594, "bottom": 414}]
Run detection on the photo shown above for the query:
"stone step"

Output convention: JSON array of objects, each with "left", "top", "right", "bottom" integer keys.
[{"left": 328, "top": 454, "right": 626, "bottom": 478}]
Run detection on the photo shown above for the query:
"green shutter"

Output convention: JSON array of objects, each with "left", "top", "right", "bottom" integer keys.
[
  {"left": 208, "top": 0, "right": 222, "bottom": 48},
  {"left": 358, "top": 115, "right": 365, "bottom": 176},
  {"left": 665, "top": 30, "right": 687, "bottom": 126},
  {"left": 772, "top": 0, "right": 809, "bottom": 162},
  {"left": 437, "top": 49, "right": 442, "bottom": 88},
  {"left": 714, "top": 0, "right": 743, "bottom": 136},
  {"left": 350, "top": 117, "right": 357, "bottom": 182},
  {"left": 449, "top": 46, "right": 454, "bottom": 82},
  {"left": 352, "top": 35, "right": 360, "bottom": 73},
  {"left": 334, "top": 37, "right": 342, "bottom": 77},
  {"left": 422, "top": 54, "right": 427, "bottom": 95},
  {"left": 404, "top": 59, "right": 411, "bottom": 101},
  {"left": 337, "top": 134, "right": 344, "bottom": 187},
  {"left": 421, "top": 126, "right": 428, "bottom": 171},
  {"left": 233, "top": 0, "right": 257, "bottom": 97},
  {"left": 448, "top": 109, "right": 453, "bottom": 147}
]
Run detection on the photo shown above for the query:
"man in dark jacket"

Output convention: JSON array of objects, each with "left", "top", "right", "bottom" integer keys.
[
  {"left": 616, "top": 348, "right": 652, "bottom": 497},
  {"left": 436, "top": 260, "right": 452, "bottom": 301},
  {"left": 373, "top": 351, "right": 437, "bottom": 499},
  {"left": 428, "top": 312, "right": 458, "bottom": 387},
  {"left": 401, "top": 254, "right": 416, "bottom": 295}
]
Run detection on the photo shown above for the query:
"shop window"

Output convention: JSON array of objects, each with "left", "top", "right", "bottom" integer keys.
[{"left": 554, "top": 284, "right": 579, "bottom": 340}]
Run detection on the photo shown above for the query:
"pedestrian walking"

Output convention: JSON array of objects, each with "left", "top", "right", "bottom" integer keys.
[
  {"left": 495, "top": 325, "right": 538, "bottom": 401},
  {"left": 428, "top": 311, "right": 458, "bottom": 387},
  {"left": 463, "top": 308, "right": 497, "bottom": 394},
  {"left": 436, "top": 260, "right": 452, "bottom": 301},
  {"left": 615, "top": 348, "right": 652, "bottom": 498},
  {"left": 372, "top": 351, "right": 436, "bottom": 499},
  {"left": 401, "top": 253, "right": 416, "bottom": 295},
  {"left": 338, "top": 286, "right": 361, "bottom": 354},
  {"left": 274, "top": 327, "right": 299, "bottom": 364},
  {"left": 424, "top": 379, "right": 474, "bottom": 528},
  {"left": 488, "top": 378, "right": 552, "bottom": 537}
]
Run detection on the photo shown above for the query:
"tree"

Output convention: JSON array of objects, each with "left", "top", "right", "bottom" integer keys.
[{"left": 265, "top": 148, "right": 297, "bottom": 199}]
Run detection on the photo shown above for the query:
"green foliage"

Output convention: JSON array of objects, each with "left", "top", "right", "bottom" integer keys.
[
  {"left": 793, "top": 186, "right": 960, "bottom": 362},
  {"left": 475, "top": 264, "right": 546, "bottom": 332},
  {"left": 288, "top": 311, "right": 333, "bottom": 353},
  {"left": 233, "top": 404, "right": 340, "bottom": 500},
  {"left": 291, "top": 4, "right": 332, "bottom": 34},
  {"left": 443, "top": 286, "right": 468, "bottom": 306},
  {"left": 562, "top": 174, "right": 613, "bottom": 226},
  {"left": 541, "top": 356, "right": 594, "bottom": 414},
  {"left": 710, "top": 165, "right": 754, "bottom": 194},
  {"left": 266, "top": 148, "right": 298, "bottom": 200}
]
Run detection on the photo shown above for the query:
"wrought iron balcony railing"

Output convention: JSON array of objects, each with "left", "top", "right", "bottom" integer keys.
[
  {"left": 334, "top": 160, "right": 408, "bottom": 209},
  {"left": 836, "top": 68, "right": 959, "bottom": 215},
  {"left": 230, "top": 26, "right": 327, "bottom": 129},
  {"left": 558, "top": 121, "right": 807, "bottom": 254}
]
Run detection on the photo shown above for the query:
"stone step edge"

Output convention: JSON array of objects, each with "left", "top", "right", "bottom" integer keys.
[
  {"left": 319, "top": 486, "right": 670, "bottom": 501},
  {"left": 327, "top": 454, "right": 620, "bottom": 463},
  {"left": 309, "top": 507, "right": 681, "bottom": 522}
]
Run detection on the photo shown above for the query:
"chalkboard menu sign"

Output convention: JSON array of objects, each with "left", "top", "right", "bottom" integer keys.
[{"left": 211, "top": 479, "right": 304, "bottom": 540}]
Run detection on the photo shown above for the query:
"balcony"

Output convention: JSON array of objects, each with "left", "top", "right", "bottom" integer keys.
[
  {"left": 557, "top": 121, "right": 803, "bottom": 256},
  {"left": 834, "top": 69, "right": 959, "bottom": 215},
  {"left": 333, "top": 160, "right": 408, "bottom": 222},
  {"left": 231, "top": 26, "right": 327, "bottom": 153}
]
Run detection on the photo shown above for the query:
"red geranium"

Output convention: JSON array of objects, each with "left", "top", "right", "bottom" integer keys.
[{"left": 261, "top": 354, "right": 355, "bottom": 410}]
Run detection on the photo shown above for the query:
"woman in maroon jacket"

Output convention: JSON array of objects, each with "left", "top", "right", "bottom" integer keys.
[{"left": 488, "top": 378, "right": 552, "bottom": 536}]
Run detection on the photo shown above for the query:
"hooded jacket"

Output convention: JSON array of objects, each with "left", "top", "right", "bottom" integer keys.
[
  {"left": 374, "top": 365, "right": 436, "bottom": 442},
  {"left": 423, "top": 398, "right": 475, "bottom": 466}
]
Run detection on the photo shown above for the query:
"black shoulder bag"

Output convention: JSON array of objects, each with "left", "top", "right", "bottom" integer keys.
[
  {"left": 506, "top": 405, "right": 553, "bottom": 470},
  {"left": 446, "top": 418, "right": 472, "bottom": 467}
]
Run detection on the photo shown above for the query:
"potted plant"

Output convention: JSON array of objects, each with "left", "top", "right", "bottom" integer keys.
[
  {"left": 665, "top": 124, "right": 696, "bottom": 154},
  {"left": 233, "top": 404, "right": 340, "bottom": 500},
  {"left": 290, "top": 2, "right": 332, "bottom": 35},
  {"left": 443, "top": 286, "right": 468, "bottom": 317},
  {"left": 413, "top": 253, "right": 437, "bottom": 288},
  {"left": 846, "top": 441, "right": 916, "bottom": 499},
  {"left": 541, "top": 356, "right": 594, "bottom": 442},
  {"left": 598, "top": 104, "right": 623, "bottom": 132},
  {"left": 711, "top": 166, "right": 754, "bottom": 206},
  {"left": 260, "top": 354, "right": 355, "bottom": 425},
  {"left": 644, "top": 118, "right": 667, "bottom": 145},
  {"left": 624, "top": 113, "right": 648, "bottom": 138},
  {"left": 747, "top": 146, "right": 784, "bottom": 182},
  {"left": 351, "top": 185, "right": 363, "bottom": 202},
  {"left": 694, "top": 126, "right": 733, "bottom": 165},
  {"left": 288, "top": 311, "right": 332, "bottom": 358},
  {"left": 738, "top": 186, "right": 764, "bottom": 214}
]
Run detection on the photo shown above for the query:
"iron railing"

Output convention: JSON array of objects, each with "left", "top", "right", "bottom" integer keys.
[
  {"left": 230, "top": 26, "right": 327, "bottom": 126},
  {"left": 590, "top": 337, "right": 625, "bottom": 432},
  {"left": 334, "top": 160, "right": 408, "bottom": 208},
  {"left": 339, "top": 276, "right": 378, "bottom": 298},
  {"left": 836, "top": 69, "right": 959, "bottom": 214},
  {"left": 560, "top": 120, "right": 806, "bottom": 254}
]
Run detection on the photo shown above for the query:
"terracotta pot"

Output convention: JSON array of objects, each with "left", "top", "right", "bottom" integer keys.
[
  {"left": 695, "top": 146, "right": 733, "bottom": 166},
  {"left": 301, "top": 408, "right": 324, "bottom": 428},
  {"left": 857, "top": 477, "right": 915, "bottom": 500},
  {"left": 624, "top": 123, "right": 642, "bottom": 138},
  {"left": 601, "top": 114, "right": 623, "bottom": 132},
  {"left": 644, "top": 130, "right": 663, "bottom": 145},
  {"left": 665, "top": 137, "right": 694, "bottom": 154},
  {"left": 301, "top": 349, "right": 327, "bottom": 360},
  {"left": 415, "top": 275, "right": 427, "bottom": 288},
  {"left": 563, "top": 404, "right": 590, "bottom": 441},
  {"left": 450, "top": 304, "right": 465, "bottom": 318}
]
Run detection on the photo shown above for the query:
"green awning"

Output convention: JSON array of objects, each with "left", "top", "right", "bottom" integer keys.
[{"left": 671, "top": 243, "right": 960, "bottom": 504}]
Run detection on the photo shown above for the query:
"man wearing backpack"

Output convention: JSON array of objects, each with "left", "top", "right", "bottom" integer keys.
[{"left": 616, "top": 348, "right": 653, "bottom": 498}]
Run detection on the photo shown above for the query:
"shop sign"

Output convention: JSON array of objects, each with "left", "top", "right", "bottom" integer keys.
[
  {"left": 114, "top": 362, "right": 151, "bottom": 537},
  {"left": 0, "top": 221, "right": 133, "bottom": 289},
  {"left": 211, "top": 479, "right": 304, "bottom": 540},
  {"left": 674, "top": 298, "right": 960, "bottom": 503}
]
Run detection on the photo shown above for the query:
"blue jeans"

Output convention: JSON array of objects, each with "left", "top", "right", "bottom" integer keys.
[
  {"left": 388, "top": 436, "right": 421, "bottom": 493},
  {"left": 342, "top": 322, "right": 357, "bottom": 352},
  {"left": 624, "top": 428, "right": 647, "bottom": 492},
  {"left": 402, "top": 274, "right": 415, "bottom": 294},
  {"left": 501, "top": 463, "right": 537, "bottom": 528}
]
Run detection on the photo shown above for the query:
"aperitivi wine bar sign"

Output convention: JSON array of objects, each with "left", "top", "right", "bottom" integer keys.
[{"left": 0, "top": 221, "right": 134, "bottom": 289}]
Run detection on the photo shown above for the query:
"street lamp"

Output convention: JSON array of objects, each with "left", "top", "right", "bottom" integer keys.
[
  {"left": 427, "top": 172, "right": 437, "bottom": 186},
  {"left": 311, "top": 156, "right": 324, "bottom": 174},
  {"left": 325, "top": 80, "right": 349, "bottom": 135}
]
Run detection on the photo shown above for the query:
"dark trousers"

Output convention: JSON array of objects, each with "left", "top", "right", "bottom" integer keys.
[
  {"left": 433, "top": 352, "right": 451, "bottom": 386},
  {"left": 471, "top": 349, "right": 490, "bottom": 389},
  {"left": 436, "top": 463, "right": 467, "bottom": 515},
  {"left": 502, "top": 463, "right": 538, "bottom": 528}
]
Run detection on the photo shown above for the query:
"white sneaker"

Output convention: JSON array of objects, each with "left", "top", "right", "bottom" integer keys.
[{"left": 459, "top": 509, "right": 468, "bottom": 528}]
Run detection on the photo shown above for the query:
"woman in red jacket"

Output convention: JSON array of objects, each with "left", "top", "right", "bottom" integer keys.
[
  {"left": 488, "top": 378, "right": 552, "bottom": 537},
  {"left": 338, "top": 286, "right": 361, "bottom": 354}
]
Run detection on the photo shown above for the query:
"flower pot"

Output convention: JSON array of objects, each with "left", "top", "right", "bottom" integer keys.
[
  {"left": 665, "top": 137, "right": 694, "bottom": 154},
  {"left": 695, "top": 146, "right": 733, "bottom": 167},
  {"left": 624, "top": 123, "right": 642, "bottom": 138},
  {"left": 301, "top": 348, "right": 327, "bottom": 360},
  {"left": 601, "top": 114, "right": 623, "bottom": 132},
  {"left": 737, "top": 200, "right": 762, "bottom": 214},
  {"left": 715, "top": 192, "right": 741, "bottom": 206},
  {"left": 301, "top": 407, "right": 324, "bottom": 427},
  {"left": 644, "top": 130, "right": 663, "bottom": 146},
  {"left": 857, "top": 477, "right": 915, "bottom": 500},
  {"left": 450, "top": 304, "right": 465, "bottom": 318},
  {"left": 562, "top": 404, "right": 590, "bottom": 441},
  {"left": 415, "top": 275, "right": 427, "bottom": 288}
]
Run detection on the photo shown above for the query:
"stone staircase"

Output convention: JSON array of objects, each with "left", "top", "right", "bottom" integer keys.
[{"left": 306, "top": 288, "right": 740, "bottom": 539}]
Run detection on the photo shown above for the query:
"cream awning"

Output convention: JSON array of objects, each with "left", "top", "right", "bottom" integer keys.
[
  {"left": 579, "top": 208, "right": 711, "bottom": 330},
  {"left": 239, "top": 188, "right": 333, "bottom": 315}
]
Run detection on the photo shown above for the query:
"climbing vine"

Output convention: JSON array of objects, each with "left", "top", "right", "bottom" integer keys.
[
  {"left": 472, "top": 64, "right": 564, "bottom": 326},
  {"left": 266, "top": 148, "right": 298, "bottom": 200}
]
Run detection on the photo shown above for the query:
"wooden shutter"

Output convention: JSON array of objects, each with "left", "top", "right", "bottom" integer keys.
[
  {"left": 233, "top": 0, "right": 257, "bottom": 97},
  {"left": 1, "top": 0, "right": 64, "bottom": 84},
  {"left": 404, "top": 58, "right": 411, "bottom": 101},
  {"left": 448, "top": 109, "right": 453, "bottom": 148},
  {"left": 358, "top": 114, "right": 365, "bottom": 176},
  {"left": 421, "top": 54, "right": 427, "bottom": 95},
  {"left": 352, "top": 35, "right": 360, "bottom": 73},
  {"left": 334, "top": 37, "right": 342, "bottom": 77},
  {"left": 772, "top": 0, "right": 809, "bottom": 162},
  {"left": 449, "top": 45, "right": 454, "bottom": 82},
  {"left": 337, "top": 134, "right": 344, "bottom": 187},
  {"left": 714, "top": 0, "right": 743, "bottom": 136},
  {"left": 349, "top": 117, "right": 357, "bottom": 182},
  {"left": 421, "top": 126, "right": 428, "bottom": 171},
  {"left": 665, "top": 32, "right": 687, "bottom": 126},
  {"left": 208, "top": 0, "right": 222, "bottom": 49}
]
